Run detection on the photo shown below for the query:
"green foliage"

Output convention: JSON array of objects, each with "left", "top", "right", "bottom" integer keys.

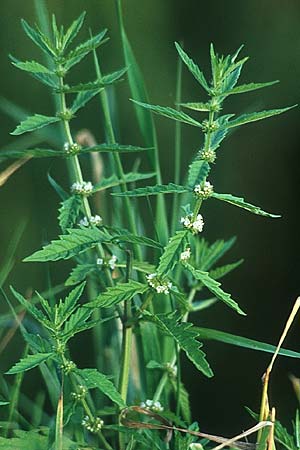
[
  {"left": 212, "top": 192, "right": 280, "bottom": 217},
  {"left": 11, "top": 114, "right": 60, "bottom": 135},
  {"left": 6, "top": 353, "right": 54, "bottom": 375},
  {"left": 157, "top": 230, "right": 187, "bottom": 275},
  {"left": 175, "top": 42, "right": 210, "bottom": 93},
  {"left": 58, "top": 195, "right": 81, "bottom": 232},
  {"left": 187, "top": 159, "right": 210, "bottom": 187},
  {"left": 112, "top": 183, "right": 189, "bottom": 197},
  {"left": 223, "top": 105, "right": 297, "bottom": 129},
  {"left": 85, "top": 280, "right": 149, "bottom": 308}
]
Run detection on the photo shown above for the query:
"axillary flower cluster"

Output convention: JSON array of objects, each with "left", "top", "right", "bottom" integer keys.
[
  {"left": 71, "top": 181, "right": 94, "bottom": 195},
  {"left": 146, "top": 273, "right": 172, "bottom": 294}
]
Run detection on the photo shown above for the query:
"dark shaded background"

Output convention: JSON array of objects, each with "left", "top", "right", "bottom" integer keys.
[{"left": 0, "top": 0, "right": 299, "bottom": 435}]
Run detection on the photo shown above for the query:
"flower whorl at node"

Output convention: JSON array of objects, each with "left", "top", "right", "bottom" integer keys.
[
  {"left": 201, "top": 148, "right": 216, "bottom": 163},
  {"left": 194, "top": 181, "right": 213, "bottom": 199},
  {"left": 61, "top": 360, "right": 76, "bottom": 374},
  {"left": 71, "top": 385, "right": 87, "bottom": 401},
  {"left": 180, "top": 247, "right": 191, "bottom": 262},
  {"left": 79, "top": 215, "right": 102, "bottom": 227},
  {"left": 146, "top": 273, "right": 172, "bottom": 295},
  {"left": 201, "top": 119, "right": 219, "bottom": 133},
  {"left": 81, "top": 416, "right": 104, "bottom": 433},
  {"left": 71, "top": 181, "right": 93, "bottom": 195},
  {"left": 181, "top": 214, "right": 204, "bottom": 234},
  {"left": 96, "top": 255, "right": 118, "bottom": 270},
  {"left": 64, "top": 142, "right": 81, "bottom": 155},
  {"left": 140, "top": 399, "right": 164, "bottom": 413},
  {"left": 166, "top": 362, "right": 178, "bottom": 378}
]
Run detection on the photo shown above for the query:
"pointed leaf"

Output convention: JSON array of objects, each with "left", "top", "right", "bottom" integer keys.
[
  {"left": 76, "top": 368, "right": 126, "bottom": 407},
  {"left": 62, "top": 68, "right": 127, "bottom": 93},
  {"left": 62, "top": 11, "right": 86, "bottom": 49},
  {"left": 210, "top": 114, "right": 234, "bottom": 151},
  {"left": 187, "top": 159, "right": 210, "bottom": 187},
  {"left": 10, "top": 286, "right": 48, "bottom": 325},
  {"left": 93, "top": 172, "right": 156, "bottom": 192},
  {"left": 65, "top": 263, "right": 96, "bottom": 286},
  {"left": 209, "top": 259, "right": 244, "bottom": 280},
  {"left": 80, "top": 143, "right": 150, "bottom": 154},
  {"left": 179, "top": 102, "right": 210, "bottom": 112},
  {"left": 223, "top": 80, "right": 279, "bottom": 96},
  {"left": 85, "top": 280, "right": 148, "bottom": 309},
  {"left": 112, "top": 183, "right": 189, "bottom": 197},
  {"left": 157, "top": 230, "right": 187, "bottom": 275},
  {"left": 111, "top": 232, "right": 162, "bottom": 249},
  {"left": 145, "top": 312, "right": 213, "bottom": 377},
  {"left": 62, "top": 307, "right": 93, "bottom": 340},
  {"left": 221, "top": 106, "right": 296, "bottom": 130},
  {"left": 199, "top": 236, "right": 237, "bottom": 271},
  {"left": 0, "top": 148, "right": 62, "bottom": 159},
  {"left": 195, "top": 327, "right": 300, "bottom": 358},
  {"left": 70, "top": 89, "right": 99, "bottom": 113},
  {"left": 23, "top": 228, "right": 112, "bottom": 262},
  {"left": 21, "top": 19, "right": 56, "bottom": 57},
  {"left": 65, "top": 29, "right": 108, "bottom": 70},
  {"left": 131, "top": 100, "right": 202, "bottom": 127},
  {"left": 184, "top": 263, "right": 245, "bottom": 315},
  {"left": 58, "top": 195, "right": 82, "bottom": 233},
  {"left": 57, "top": 282, "right": 86, "bottom": 326},
  {"left": 212, "top": 192, "right": 280, "bottom": 218},
  {"left": 175, "top": 42, "right": 211, "bottom": 93},
  {"left": 11, "top": 114, "right": 60, "bottom": 136},
  {"left": 10, "top": 58, "right": 52, "bottom": 74},
  {"left": 6, "top": 352, "right": 54, "bottom": 375}
]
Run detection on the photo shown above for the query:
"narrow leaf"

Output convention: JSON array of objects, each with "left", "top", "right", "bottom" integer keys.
[
  {"left": 184, "top": 263, "right": 245, "bottom": 315},
  {"left": 65, "top": 263, "right": 96, "bottom": 286},
  {"left": 21, "top": 19, "right": 56, "bottom": 57},
  {"left": 112, "top": 183, "right": 189, "bottom": 197},
  {"left": 70, "top": 89, "right": 100, "bottom": 113},
  {"left": 222, "top": 105, "right": 297, "bottom": 130},
  {"left": 85, "top": 280, "right": 148, "bottom": 309},
  {"left": 62, "top": 11, "right": 86, "bottom": 49},
  {"left": 80, "top": 143, "right": 150, "bottom": 154},
  {"left": 175, "top": 42, "right": 211, "bottom": 93},
  {"left": 145, "top": 312, "right": 213, "bottom": 377},
  {"left": 0, "top": 148, "right": 62, "bottom": 159},
  {"left": 131, "top": 100, "right": 202, "bottom": 128},
  {"left": 11, "top": 114, "right": 60, "bottom": 136},
  {"left": 187, "top": 159, "right": 210, "bottom": 187},
  {"left": 209, "top": 259, "right": 244, "bottom": 280},
  {"left": 65, "top": 29, "right": 108, "bottom": 69},
  {"left": 6, "top": 352, "right": 54, "bottom": 375},
  {"left": 157, "top": 230, "right": 187, "bottom": 275},
  {"left": 11, "top": 58, "right": 52, "bottom": 74},
  {"left": 196, "top": 327, "right": 300, "bottom": 358},
  {"left": 76, "top": 368, "right": 126, "bottom": 407},
  {"left": 58, "top": 195, "right": 82, "bottom": 233},
  {"left": 223, "top": 80, "right": 279, "bottom": 96},
  {"left": 10, "top": 286, "right": 48, "bottom": 325},
  {"left": 93, "top": 172, "right": 156, "bottom": 192},
  {"left": 179, "top": 102, "right": 210, "bottom": 112},
  {"left": 212, "top": 192, "right": 281, "bottom": 218},
  {"left": 57, "top": 282, "right": 86, "bottom": 326}
]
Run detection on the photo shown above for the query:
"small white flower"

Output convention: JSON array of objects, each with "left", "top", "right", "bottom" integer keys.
[
  {"left": 82, "top": 416, "right": 104, "bottom": 433},
  {"left": 71, "top": 181, "right": 93, "bottom": 195},
  {"left": 194, "top": 181, "right": 213, "bottom": 199},
  {"left": 79, "top": 217, "right": 90, "bottom": 227},
  {"left": 80, "top": 215, "right": 102, "bottom": 227},
  {"left": 181, "top": 213, "right": 204, "bottom": 234},
  {"left": 140, "top": 399, "right": 164, "bottom": 413},
  {"left": 180, "top": 247, "right": 191, "bottom": 261},
  {"left": 96, "top": 258, "right": 104, "bottom": 266},
  {"left": 201, "top": 148, "right": 216, "bottom": 163},
  {"left": 64, "top": 142, "right": 70, "bottom": 152},
  {"left": 146, "top": 273, "right": 172, "bottom": 294},
  {"left": 108, "top": 255, "right": 117, "bottom": 270}
]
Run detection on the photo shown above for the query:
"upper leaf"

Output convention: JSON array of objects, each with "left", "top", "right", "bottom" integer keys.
[
  {"left": 212, "top": 193, "right": 280, "bottom": 218},
  {"left": 10, "top": 286, "right": 49, "bottom": 326},
  {"left": 157, "top": 230, "right": 187, "bottom": 275},
  {"left": 131, "top": 100, "right": 203, "bottom": 128},
  {"left": 184, "top": 263, "right": 245, "bottom": 315},
  {"left": 6, "top": 352, "right": 54, "bottom": 375},
  {"left": 175, "top": 42, "right": 211, "bottom": 93},
  {"left": 222, "top": 80, "right": 279, "bottom": 96},
  {"left": 144, "top": 312, "right": 213, "bottom": 378},
  {"left": 187, "top": 159, "right": 210, "bottom": 187},
  {"left": 11, "top": 114, "right": 60, "bottom": 136},
  {"left": 65, "top": 29, "right": 108, "bottom": 70},
  {"left": 220, "top": 106, "right": 296, "bottom": 130},
  {"left": 0, "top": 148, "right": 62, "bottom": 159},
  {"left": 112, "top": 183, "right": 189, "bottom": 197},
  {"left": 21, "top": 19, "right": 56, "bottom": 57},
  {"left": 56, "top": 282, "right": 86, "bottom": 327},
  {"left": 70, "top": 89, "right": 100, "bottom": 113},
  {"left": 76, "top": 368, "right": 126, "bottom": 407},
  {"left": 58, "top": 195, "right": 82, "bottom": 233},
  {"left": 10, "top": 58, "right": 53, "bottom": 74},
  {"left": 85, "top": 280, "right": 148, "bottom": 309},
  {"left": 62, "top": 12, "right": 86, "bottom": 49}
]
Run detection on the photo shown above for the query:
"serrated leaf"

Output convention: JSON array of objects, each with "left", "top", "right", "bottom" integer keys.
[
  {"left": 62, "top": 68, "right": 127, "bottom": 93},
  {"left": 93, "top": 172, "right": 156, "bottom": 193},
  {"left": 184, "top": 263, "right": 245, "bottom": 315},
  {"left": 21, "top": 19, "right": 56, "bottom": 57},
  {"left": 111, "top": 232, "right": 162, "bottom": 249},
  {"left": 170, "top": 380, "right": 192, "bottom": 423},
  {"left": 221, "top": 105, "right": 296, "bottom": 130},
  {"left": 11, "top": 114, "right": 60, "bottom": 136},
  {"left": 131, "top": 100, "right": 202, "bottom": 127},
  {"left": 102, "top": 67, "right": 128, "bottom": 84},
  {"left": 65, "top": 263, "right": 96, "bottom": 286},
  {"left": 212, "top": 193, "right": 280, "bottom": 218},
  {"left": 58, "top": 195, "right": 82, "bottom": 233},
  {"left": 157, "top": 230, "right": 187, "bottom": 275},
  {"left": 80, "top": 143, "right": 150, "bottom": 154},
  {"left": 76, "top": 368, "right": 126, "bottom": 407},
  {"left": 10, "top": 286, "right": 49, "bottom": 325},
  {"left": 22, "top": 330, "right": 51, "bottom": 353},
  {"left": 145, "top": 312, "right": 213, "bottom": 377},
  {"left": 112, "top": 183, "right": 189, "bottom": 197},
  {"left": 62, "top": 306, "right": 93, "bottom": 340},
  {"left": 198, "top": 237, "right": 236, "bottom": 271},
  {"left": 85, "top": 280, "right": 148, "bottom": 308},
  {"left": 23, "top": 228, "right": 111, "bottom": 262},
  {"left": 175, "top": 42, "right": 211, "bottom": 93},
  {"left": 209, "top": 114, "right": 234, "bottom": 151},
  {"left": 209, "top": 259, "right": 244, "bottom": 280},
  {"left": 62, "top": 11, "right": 86, "bottom": 49},
  {"left": 187, "top": 159, "right": 210, "bottom": 187},
  {"left": 70, "top": 89, "right": 99, "bottom": 113},
  {"left": 56, "top": 282, "right": 86, "bottom": 327},
  {"left": 65, "top": 29, "right": 108, "bottom": 70},
  {"left": 0, "top": 148, "right": 62, "bottom": 159},
  {"left": 6, "top": 352, "right": 54, "bottom": 375},
  {"left": 179, "top": 102, "right": 210, "bottom": 112},
  {"left": 11, "top": 58, "right": 52, "bottom": 74},
  {"left": 195, "top": 327, "right": 300, "bottom": 359},
  {"left": 223, "top": 80, "right": 279, "bottom": 96}
]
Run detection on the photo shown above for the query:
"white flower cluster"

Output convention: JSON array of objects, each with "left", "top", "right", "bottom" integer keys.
[
  {"left": 180, "top": 247, "right": 191, "bottom": 261},
  {"left": 166, "top": 362, "right": 177, "bottom": 378},
  {"left": 71, "top": 181, "right": 93, "bottom": 195},
  {"left": 81, "top": 416, "right": 104, "bottom": 433},
  {"left": 79, "top": 215, "right": 102, "bottom": 227},
  {"left": 140, "top": 399, "right": 164, "bottom": 413},
  {"left": 194, "top": 181, "right": 213, "bottom": 199},
  {"left": 64, "top": 142, "right": 81, "bottom": 155},
  {"left": 201, "top": 148, "right": 216, "bottom": 163},
  {"left": 96, "top": 255, "right": 118, "bottom": 270},
  {"left": 146, "top": 273, "right": 172, "bottom": 294},
  {"left": 71, "top": 385, "right": 87, "bottom": 401},
  {"left": 181, "top": 214, "right": 204, "bottom": 234},
  {"left": 61, "top": 360, "right": 76, "bottom": 374}
]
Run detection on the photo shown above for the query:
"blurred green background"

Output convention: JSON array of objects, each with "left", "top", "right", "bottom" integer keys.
[{"left": 0, "top": 0, "right": 299, "bottom": 435}]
